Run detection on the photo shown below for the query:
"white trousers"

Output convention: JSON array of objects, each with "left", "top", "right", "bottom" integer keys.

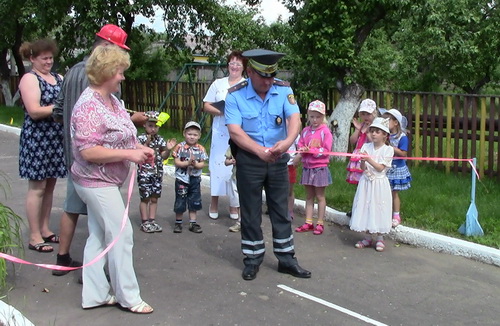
[
  {"left": 74, "top": 183, "right": 142, "bottom": 309},
  {"left": 225, "top": 176, "right": 240, "bottom": 208}
]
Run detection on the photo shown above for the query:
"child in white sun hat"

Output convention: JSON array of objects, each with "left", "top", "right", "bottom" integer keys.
[
  {"left": 380, "top": 108, "right": 412, "bottom": 227},
  {"left": 349, "top": 117, "right": 394, "bottom": 252}
]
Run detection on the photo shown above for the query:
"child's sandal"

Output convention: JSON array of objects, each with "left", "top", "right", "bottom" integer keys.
[
  {"left": 295, "top": 223, "right": 314, "bottom": 232},
  {"left": 354, "top": 239, "right": 372, "bottom": 249},
  {"left": 375, "top": 240, "right": 385, "bottom": 252},
  {"left": 313, "top": 224, "right": 324, "bottom": 235}
]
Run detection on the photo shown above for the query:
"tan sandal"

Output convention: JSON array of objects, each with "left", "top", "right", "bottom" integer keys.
[{"left": 129, "top": 301, "right": 153, "bottom": 314}]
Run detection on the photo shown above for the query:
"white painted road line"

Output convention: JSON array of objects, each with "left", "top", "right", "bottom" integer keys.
[{"left": 278, "top": 284, "right": 389, "bottom": 326}]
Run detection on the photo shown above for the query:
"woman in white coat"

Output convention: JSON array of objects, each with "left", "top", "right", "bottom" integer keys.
[{"left": 203, "top": 50, "right": 247, "bottom": 220}]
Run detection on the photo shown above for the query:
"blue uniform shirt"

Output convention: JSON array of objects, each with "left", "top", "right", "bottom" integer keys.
[{"left": 225, "top": 78, "right": 299, "bottom": 147}]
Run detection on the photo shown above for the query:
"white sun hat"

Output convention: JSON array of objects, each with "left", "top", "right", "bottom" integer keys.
[
  {"left": 369, "top": 117, "right": 390, "bottom": 134},
  {"left": 379, "top": 108, "right": 408, "bottom": 131}
]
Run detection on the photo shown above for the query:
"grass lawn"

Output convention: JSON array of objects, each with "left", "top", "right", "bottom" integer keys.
[
  {"left": 1, "top": 105, "right": 498, "bottom": 248},
  {"left": 0, "top": 106, "right": 24, "bottom": 127}
]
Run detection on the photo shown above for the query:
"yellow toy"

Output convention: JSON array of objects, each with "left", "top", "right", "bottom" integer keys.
[{"left": 156, "top": 112, "right": 170, "bottom": 127}]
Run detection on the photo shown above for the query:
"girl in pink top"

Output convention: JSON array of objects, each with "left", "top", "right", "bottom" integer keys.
[
  {"left": 294, "top": 100, "right": 333, "bottom": 235},
  {"left": 346, "top": 99, "right": 378, "bottom": 184}
]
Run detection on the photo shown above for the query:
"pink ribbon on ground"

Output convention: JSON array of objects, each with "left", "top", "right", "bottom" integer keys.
[{"left": 0, "top": 169, "right": 137, "bottom": 272}]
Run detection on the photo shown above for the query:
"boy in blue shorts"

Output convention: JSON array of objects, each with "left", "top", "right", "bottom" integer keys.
[{"left": 171, "top": 121, "right": 208, "bottom": 233}]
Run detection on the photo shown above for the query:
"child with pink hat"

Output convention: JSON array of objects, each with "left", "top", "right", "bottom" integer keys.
[{"left": 294, "top": 100, "right": 333, "bottom": 235}]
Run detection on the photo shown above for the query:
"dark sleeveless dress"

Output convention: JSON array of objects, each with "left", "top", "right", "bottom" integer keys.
[{"left": 19, "top": 72, "right": 67, "bottom": 180}]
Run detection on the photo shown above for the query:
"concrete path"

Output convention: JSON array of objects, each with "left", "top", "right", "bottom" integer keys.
[{"left": 0, "top": 128, "right": 499, "bottom": 326}]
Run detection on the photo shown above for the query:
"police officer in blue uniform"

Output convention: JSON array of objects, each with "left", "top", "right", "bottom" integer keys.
[{"left": 225, "top": 49, "right": 311, "bottom": 281}]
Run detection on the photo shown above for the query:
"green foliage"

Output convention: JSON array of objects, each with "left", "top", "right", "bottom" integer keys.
[
  {"left": 357, "top": 29, "right": 402, "bottom": 90},
  {"left": 285, "top": 0, "right": 500, "bottom": 96},
  {"left": 199, "top": 4, "right": 294, "bottom": 63},
  {"left": 286, "top": 0, "right": 409, "bottom": 102},
  {"left": 0, "top": 172, "right": 24, "bottom": 289},
  {"left": 392, "top": 0, "right": 500, "bottom": 93},
  {"left": 126, "top": 28, "right": 191, "bottom": 81},
  {"left": 0, "top": 0, "right": 229, "bottom": 74}
]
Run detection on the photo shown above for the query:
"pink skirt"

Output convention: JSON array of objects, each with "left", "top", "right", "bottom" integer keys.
[{"left": 300, "top": 167, "right": 332, "bottom": 187}]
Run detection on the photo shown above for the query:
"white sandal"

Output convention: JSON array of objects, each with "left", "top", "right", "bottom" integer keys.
[
  {"left": 129, "top": 301, "right": 153, "bottom": 314},
  {"left": 106, "top": 295, "right": 117, "bottom": 305}
]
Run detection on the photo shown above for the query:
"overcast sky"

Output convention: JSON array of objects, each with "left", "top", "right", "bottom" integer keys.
[{"left": 134, "top": 0, "right": 292, "bottom": 32}]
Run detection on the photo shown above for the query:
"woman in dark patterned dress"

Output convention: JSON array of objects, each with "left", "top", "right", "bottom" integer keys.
[{"left": 18, "top": 39, "right": 66, "bottom": 252}]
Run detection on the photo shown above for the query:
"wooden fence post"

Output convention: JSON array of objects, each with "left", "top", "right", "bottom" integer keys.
[
  {"left": 414, "top": 94, "right": 421, "bottom": 167},
  {"left": 446, "top": 95, "right": 453, "bottom": 174},
  {"left": 479, "top": 97, "right": 487, "bottom": 177},
  {"left": 385, "top": 93, "right": 391, "bottom": 109}
]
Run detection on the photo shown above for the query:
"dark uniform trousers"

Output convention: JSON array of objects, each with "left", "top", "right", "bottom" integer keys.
[{"left": 236, "top": 149, "right": 297, "bottom": 267}]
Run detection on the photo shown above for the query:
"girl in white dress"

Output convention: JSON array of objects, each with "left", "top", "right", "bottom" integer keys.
[
  {"left": 203, "top": 51, "right": 247, "bottom": 220},
  {"left": 349, "top": 117, "right": 394, "bottom": 252}
]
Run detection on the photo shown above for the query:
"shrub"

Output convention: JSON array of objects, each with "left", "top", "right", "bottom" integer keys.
[{"left": 0, "top": 172, "right": 24, "bottom": 289}]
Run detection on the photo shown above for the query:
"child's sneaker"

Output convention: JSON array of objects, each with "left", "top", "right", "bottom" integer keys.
[
  {"left": 313, "top": 224, "right": 324, "bottom": 235},
  {"left": 189, "top": 222, "right": 202, "bottom": 233},
  {"left": 150, "top": 221, "right": 162, "bottom": 232},
  {"left": 140, "top": 222, "right": 155, "bottom": 233},
  {"left": 295, "top": 223, "right": 314, "bottom": 232},
  {"left": 229, "top": 221, "right": 241, "bottom": 232},
  {"left": 173, "top": 223, "right": 183, "bottom": 233}
]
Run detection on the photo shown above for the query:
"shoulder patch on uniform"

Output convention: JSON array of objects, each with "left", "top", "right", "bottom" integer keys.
[
  {"left": 273, "top": 79, "right": 290, "bottom": 87},
  {"left": 228, "top": 80, "right": 248, "bottom": 93},
  {"left": 287, "top": 94, "right": 296, "bottom": 105}
]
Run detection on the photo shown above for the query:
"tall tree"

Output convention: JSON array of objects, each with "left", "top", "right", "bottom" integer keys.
[
  {"left": 0, "top": 0, "right": 231, "bottom": 103},
  {"left": 393, "top": 0, "right": 500, "bottom": 94},
  {"left": 285, "top": 0, "right": 410, "bottom": 155},
  {"left": 0, "top": 0, "right": 73, "bottom": 105}
]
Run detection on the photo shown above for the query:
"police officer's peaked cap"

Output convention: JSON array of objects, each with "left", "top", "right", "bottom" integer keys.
[{"left": 243, "top": 49, "right": 285, "bottom": 77}]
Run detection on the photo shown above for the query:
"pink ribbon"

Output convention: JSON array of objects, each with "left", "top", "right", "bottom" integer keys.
[
  {"left": 1, "top": 149, "right": 478, "bottom": 270},
  {"left": 291, "top": 150, "right": 479, "bottom": 179},
  {"left": 0, "top": 169, "right": 137, "bottom": 272}
]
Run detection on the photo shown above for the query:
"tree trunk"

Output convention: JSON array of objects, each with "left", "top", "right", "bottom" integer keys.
[
  {"left": 13, "top": 22, "right": 25, "bottom": 77},
  {"left": 328, "top": 83, "right": 365, "bottom": 160},
  {"left": 0, "top": 48, "right": 13, "bottom": 106},
  {"left": 0, "top": 79, "right": 14, "bottom": 106}
]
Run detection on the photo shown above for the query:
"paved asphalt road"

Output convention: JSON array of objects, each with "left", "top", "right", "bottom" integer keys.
[{"left": 0, "top": 130, "right": 499, "bottom": 326}]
